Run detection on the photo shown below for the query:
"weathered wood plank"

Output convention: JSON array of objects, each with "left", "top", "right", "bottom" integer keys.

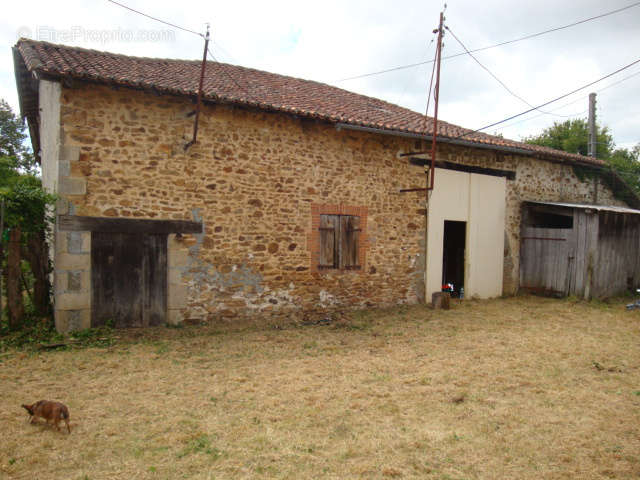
[
  {"left": 91, "top": 232, "right": 116, "bottom": 327},
  {"left": 520, "top": 226, "right": 572, "bottom": 295},
  {"left": 409, "top": 159, "right": 516, "bottom": 180},
  {"left": 59, "top": 215, "right": 202, "bottom": 234},
  {"left": 144, "top": 234, "right": 167, "bottom": 327},
  {"left": 319, "top": 215, "right": 337, "bottom": 269},
  {"left": 340, "top": 215, "right": 360, "bottom": 269},
  {"left": 572, "top": 210, "right": 587, "bottom": 296},
  {"left": 92, "top": 232, "right": 167, "bottom": 328}
]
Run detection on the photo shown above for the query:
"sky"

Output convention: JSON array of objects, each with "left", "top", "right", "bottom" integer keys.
[{"left": 1, "top": 0, "right": 639, "bottom": 151}]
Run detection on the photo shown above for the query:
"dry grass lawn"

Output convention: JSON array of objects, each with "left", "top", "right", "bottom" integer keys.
[{"left": 1, "top": 295, "right": 640, "bottom": 479}]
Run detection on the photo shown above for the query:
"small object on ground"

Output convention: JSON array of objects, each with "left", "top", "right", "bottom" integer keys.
[
  {"left": 301, "top": 316, "right": 333, "bottom": 326},
  {"left": 592, "top": 361, "right": 622, "bottom": 373},
  {"left": 21, "top": 400, "right": 71, "bottom": 433},
  {"left": 38, "top": 340, "right": 80, "bottom": 350},
  {"left": 441, "top": 283, "right": 454, "bottom": 293},
  {"left": 432, "top": 292, "right": 451, "bottom": 310},
  {"left": 451, "top": 393, "right": 466, "bottom": 404},
  {"left": 625, "top": 289, "right": 640, "bottom": 309}
]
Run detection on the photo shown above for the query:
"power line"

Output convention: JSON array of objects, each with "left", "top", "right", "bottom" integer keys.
[
  {"left": 445, "top": 25, "right": 576, "bottom": 118},
  {"left": 394, "top": 36, "right": 434, "bottom": 112},
  {"left": 595, "top": 68, "right": 640, "bottom": 94},
  {"left": 105, "top": 0, "right": 204, "bottom": 37},
  {"left": 424, "top": 35, "right": 438, "bottom": 119},
  {"left": 495, "top": 68, "right": 640, "bottom": 132},
  {"left": 500, "top": 67, "right": 640, "bottom": 130},
  {"left": 453, "top": 57, "right": 640, "bottom": 140},
  {"left": 498, "top": 108, "right": 588, "bottom": 132},
  {"left": 336, "top": 1, "right": 640, "bottom": 82},
  {"left": 206, "top": 47, "right": 253, "bottom": 100}
]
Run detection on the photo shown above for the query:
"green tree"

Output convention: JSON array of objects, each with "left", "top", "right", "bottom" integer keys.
[
  {"left": 608, "top": 144, "right": 640, "bottom": 195},
  {"left": 524, "top": 118, "right": 640, "bottom": 200},
  {"left": 523, "top": 118, "right": 614, "bottom": 159},
  {"left": 0, "top": 99, "right": 37, "bottom": 174},
  {"left": 0, "top": 100, "right": 55, "bottom": 330}
]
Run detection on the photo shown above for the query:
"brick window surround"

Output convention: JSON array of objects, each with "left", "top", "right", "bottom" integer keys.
[{"left": 309, "top": 204, "right": 368, "bottom": 274}]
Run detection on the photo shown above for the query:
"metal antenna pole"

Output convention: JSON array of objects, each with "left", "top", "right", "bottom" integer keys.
[
  {"left": 185, "top": 24, "right": 210, "bottom": 150},
  {"left": 428, "top": 11, "right": 445, "bottom": 193}
]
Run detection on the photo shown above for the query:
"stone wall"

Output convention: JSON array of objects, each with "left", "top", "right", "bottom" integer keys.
[
  {"left": 55, "top": 84, "right": 427, "bottom": 326},
  {"left": 47, "top": 82, "right": 625, "bottom": 328}
]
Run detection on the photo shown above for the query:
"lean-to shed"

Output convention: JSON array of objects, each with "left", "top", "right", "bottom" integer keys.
[{"left": 520, "top": 201, "right": 640, "bottom": 299}]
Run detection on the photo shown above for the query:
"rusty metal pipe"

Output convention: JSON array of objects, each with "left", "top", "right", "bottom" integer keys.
[
  {"left": 185, "top": 25, "right": 210, "bottom": 150},
  {"left": 428, "top": 11, "right": 444, "bottom": 193}
]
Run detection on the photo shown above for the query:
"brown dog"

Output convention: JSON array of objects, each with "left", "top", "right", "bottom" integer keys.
[{"left": 22, "top": 400, "right": 71, "bottom": 433}]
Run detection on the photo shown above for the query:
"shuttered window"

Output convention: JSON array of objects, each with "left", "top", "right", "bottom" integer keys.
[{"left": 318, "top": 214, "right": 361, "bottom": 270}]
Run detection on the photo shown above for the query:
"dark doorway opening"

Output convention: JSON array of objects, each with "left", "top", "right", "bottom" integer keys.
[{"left": 442, "top": 220, "right": 466, "bottom": 297}]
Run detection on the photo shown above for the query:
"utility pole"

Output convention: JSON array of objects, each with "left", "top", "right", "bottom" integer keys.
[
  {"left": 588, "top": 92, "right": 598, "bottom": 203},
  {"left": 588, "top": 92, "right": 597, "bottom": 158}
]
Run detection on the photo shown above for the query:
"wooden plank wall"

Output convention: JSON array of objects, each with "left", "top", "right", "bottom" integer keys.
[
  {"left": 521, "top": 205, "right": 640, "bottom": 299},
  {"left": 520, "top": 224, "right": 574, "bottom": 296},
  {"left": 571, "top": 210, "right": 599, "bottom": 299},
  {"left": 592, "top": 212, "right": 640, "bottom": 298}
]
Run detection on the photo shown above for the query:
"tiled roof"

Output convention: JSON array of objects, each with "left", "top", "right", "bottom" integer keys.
[{"left": 14, "top": 39, "right": 603, "bottom": 166}]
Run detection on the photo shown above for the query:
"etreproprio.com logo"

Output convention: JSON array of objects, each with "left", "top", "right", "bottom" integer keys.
[{"left": 16, "top": 25, "right": 176, "bottom": 44}]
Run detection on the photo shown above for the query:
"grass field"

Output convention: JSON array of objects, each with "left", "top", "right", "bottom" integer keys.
[{"left": 1, "top": 295, "right": 640, "bottom": 479}]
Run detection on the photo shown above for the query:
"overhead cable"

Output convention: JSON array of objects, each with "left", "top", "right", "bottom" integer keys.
[
  {"left": 453, "top": 57, "right": 640, "bottom": 139},
  {"left": 105, "top": 0, "right": 204, "bottom": 37},
  {"left": 495, "top": 69, "right": 640, "bottom": 132},
  {"left": 206, "top": 47, "right": 253, "bottom": 99},
  {"left": 445, "top": 25, "right": 578, "bottom": 118},
  {"left": 336, "top": 1, "right": 640, "bottom": 82}
]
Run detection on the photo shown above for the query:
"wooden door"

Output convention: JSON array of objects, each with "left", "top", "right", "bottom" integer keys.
[
  {"left": 91, "top": 232, "right": 167, "bottom": 328},
  {"left": 520, "top": 226, "right": 574, "bottom": 296}
]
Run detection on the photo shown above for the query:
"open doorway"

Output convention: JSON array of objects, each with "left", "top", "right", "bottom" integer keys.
[{"left": 442, "top": 220, "right": 466, "bottom": 297}]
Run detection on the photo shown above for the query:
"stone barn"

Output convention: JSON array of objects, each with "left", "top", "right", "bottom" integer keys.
[{"left": 12, "top": 39, "right": 639, "bottom": 331}]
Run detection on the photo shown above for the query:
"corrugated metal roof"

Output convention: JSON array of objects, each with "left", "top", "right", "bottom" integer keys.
[{"left": 525, "top": 201, "right": 640, "bottom": 215}]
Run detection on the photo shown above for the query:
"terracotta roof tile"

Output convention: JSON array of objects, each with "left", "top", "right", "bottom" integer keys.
[{"left": 14, "top": 39, "right": 604, "bottom": 166}]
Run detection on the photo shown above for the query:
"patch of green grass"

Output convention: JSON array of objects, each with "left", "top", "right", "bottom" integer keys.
[
  {"left": 255, "top": 464, "right": 279, "bottom": 475},
  {"left": 165, "top": 322, "right": 184, "bottom": 329},
  {"left": 0, "top": 317, "right": 62, "bottom": 351},
  {"left": 69, "top": 326, "right": 115, "bottom": 347},
  {"left": 154, "top": 342, "right": 170, "bottom": 354},
  {"left": 177, "top": 434, "right": 222, "bottom": 459}
]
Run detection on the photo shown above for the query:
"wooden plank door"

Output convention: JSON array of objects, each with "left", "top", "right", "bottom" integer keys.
[
  {"left": 520, "top": 227, "right": 574, "bottom": 296},
  {"left": 91, "top": 232, "right": 167, "bottom": 328}
]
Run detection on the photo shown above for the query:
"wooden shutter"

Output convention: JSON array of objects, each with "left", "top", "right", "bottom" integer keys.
[
  {"left": 340, "top": 215, "right": 361, "bottom": 270},
  {"left": 319, "top": 215, "right": 338, "bottom": 269}
]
